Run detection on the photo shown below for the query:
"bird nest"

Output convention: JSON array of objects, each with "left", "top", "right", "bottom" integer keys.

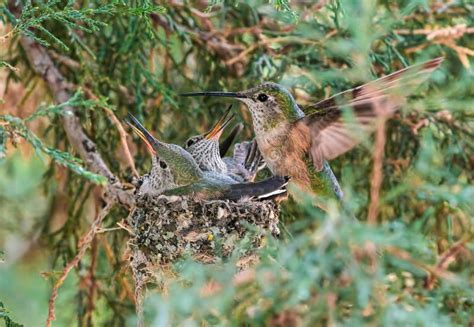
[
  {"left": 128, "top": 193, "right": 280, "bottom": 264},
  {"left": 127, "top": 192, "right": 281, "bottom": 298}
]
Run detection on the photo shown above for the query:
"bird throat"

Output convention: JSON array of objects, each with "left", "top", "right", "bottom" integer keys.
[
  {"left": 142, "top": 156, "right": 175, "bottom": 194},
  {"left": 193, "top": 141, "right": 227, "bottom": 174}
]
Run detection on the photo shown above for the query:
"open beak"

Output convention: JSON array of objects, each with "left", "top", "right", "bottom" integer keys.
[
  {"left": 180, "top": 91, "right": 247, "bottom": 99},
  {"left": 205, "top": 106, "right": 235, "bottom": 141},
  {"left": 126, "top": 113, "right": 157, "bottom": 155}
]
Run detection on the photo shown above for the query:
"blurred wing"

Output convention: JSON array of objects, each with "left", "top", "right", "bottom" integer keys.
[
  {"left": 302, "top": 57, "right": 443, "bottom": 115},
  {"left": 297, "top": 58, "right": 443, "bottom": 170}
]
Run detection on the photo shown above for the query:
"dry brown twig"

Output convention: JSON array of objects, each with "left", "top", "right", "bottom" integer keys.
[
  {"left": 367, "top": 100, "right": 388, "bottom": 225},
  {"left": 396, "top": 24, "right": 474, "bottom": 68},
  {"left": 425, "top": 236, "right": 472, "bottom": 290},
  {"left": 82, "top": 88, "right": 139, "bottom": 177},
  {"left": 385, "top": 246, "right": 458, "bottom": 282},
  {"left": 48, "top": 50, "right": 81, "bottom": 69},
  {"left": 46, "top": 200, "right": 114, "bottom": 327},
  {"left": 84, "top": 237, "right": 99, "bottom": 326}
]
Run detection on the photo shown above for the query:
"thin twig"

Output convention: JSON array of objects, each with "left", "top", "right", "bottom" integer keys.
[
  {"left": 385, "top": 246, "right": 457, "bottom": 281},
  {"left": 85, "top": 237, "right": 99, "bottom": 326},
  {"left": 46, "top": 201, "right": 113, "bottom": 327},
  {"left": 48, "top": 50, "right": 81, "bottom": 69},
  {"left": 425, "top": 236, "right": 471, "bottom": 289},
  {"left": 225, "top": 44, "right": 259, "bottom": 66},
  {"left": 96, "top": 226, "right": 123, "bottom": 234},
  {"left": 368, "top": 109, "right": 387, "bottom": 224},
  {"left": 117, "top": 220, "right": 135, "bottom": 235},
  {"left": 395, "top": 25, "right": 474, "bottom": 37},
  {"left": 83, "top": 88, "right": 139, "bottom": 177},
  {"left": 103, "top": 107, "right": 139, "bottom": 177},
  {"left": 396, "top": 24, "right": 474, "bottom": 68},
  {"left": 9, "top": 0, "right": 133, "bottom": 208}
]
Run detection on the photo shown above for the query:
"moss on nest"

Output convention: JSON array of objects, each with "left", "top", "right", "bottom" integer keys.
[
  {"left": 127, "top": 192, "right": 281, "bottom": 308},
  {"left": 128, "top": 193, "right": 280, "bottom": 266}
]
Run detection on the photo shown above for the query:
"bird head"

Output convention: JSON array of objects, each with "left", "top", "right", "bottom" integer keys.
[
  {"left": 185, "top": 105, "right": 234, "bottom": 172},
  {"left": 181, "top": 82, "right": 301, "bottom": 132},
  {"left": 126, "top": 113, "right": 203, "bottom": 185}
]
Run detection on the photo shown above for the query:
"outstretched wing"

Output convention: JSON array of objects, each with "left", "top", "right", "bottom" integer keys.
[
  {"left": 302, "top": 57, "right": 443, "bottom": 115},
  {"left": 295, "top": 58, "right": 443, "bottom": 171}
]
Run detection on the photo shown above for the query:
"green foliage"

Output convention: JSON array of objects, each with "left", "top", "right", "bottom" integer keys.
[
  {"left": 0, "top": 302, "right": 23, "bottom": 327},
  {"left": 1, "top": 1, "right": 164, "bottom": 50},
  {"left": 0, "top": 0, "right": 472, "bottom": 325},
  {"left": 0, "top": 98, "right": 107, "bottom": 184},
  {"left": 145, "top": 207, "right": 472, "bottom": 325}
]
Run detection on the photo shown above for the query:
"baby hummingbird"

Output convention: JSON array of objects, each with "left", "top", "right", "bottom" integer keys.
[
  {"left": 127, "top": 113, "right": 288, "bottom": 201},
  {"left": 184, "top": 106, "right": 264, "bottom": 182}
]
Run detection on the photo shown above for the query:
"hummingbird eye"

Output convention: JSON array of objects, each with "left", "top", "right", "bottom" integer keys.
[
  {"left": 159, "top": 160, "right": 168, "bottom": 169},
  {"left": 186, "top": 139, "right": 195, "bottom": 147},
  {"left": 257, "top": 93, "right": 269, "bottom": 102}
]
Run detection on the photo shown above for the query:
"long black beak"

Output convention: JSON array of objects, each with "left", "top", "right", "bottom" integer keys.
[
  {"left": 180, "top": 91, "right": 247, "bottom": 98},
  {"left": 126, "top": 113, "right": 160, "bottom": 153}
]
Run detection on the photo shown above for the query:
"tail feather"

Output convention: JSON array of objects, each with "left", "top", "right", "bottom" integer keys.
[{"left": 219, "top": 176, "right": 289, "bottom": 201}]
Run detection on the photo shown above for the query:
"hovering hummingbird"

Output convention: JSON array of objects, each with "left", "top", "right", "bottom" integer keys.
[
  {"left": 126, "top": 113, "right": 288, "bottom": 201},
  {"left": 184, "top": 106, "right": 264, "bottom": 182},
  {"left": 181, "top": 58, "right": 443, "bottom": 198}
]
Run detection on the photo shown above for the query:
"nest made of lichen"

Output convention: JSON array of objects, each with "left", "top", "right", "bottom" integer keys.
[
  {"left": 126, "top": 190, "right": 282, "bottom": 316},
  {"left": 128, "top": 194, "right": 280, "bottom": 267}
]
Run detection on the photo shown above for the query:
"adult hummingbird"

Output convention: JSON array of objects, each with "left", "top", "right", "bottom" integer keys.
[
  {"left": 127, "top": 113, "right": 288, "bottom": 201},
  {"left": 184, "top": 106, "right": 264, "bottom": 182},
  {"left": 181, "top": 58, "right": 443, "bottom": 198}
]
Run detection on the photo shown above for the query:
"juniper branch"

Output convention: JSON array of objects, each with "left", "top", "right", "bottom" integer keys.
[{"left": 8, "top": 0, "right": 133, "bottom": 208}]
